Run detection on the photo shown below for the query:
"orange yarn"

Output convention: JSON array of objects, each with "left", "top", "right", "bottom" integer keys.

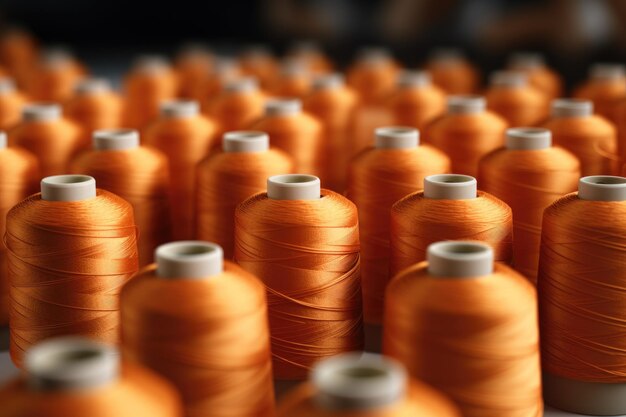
[
  {"left": 346, "top": 58, "right": 399, "bottom": 105},
  {"left": 121, "top": 262, "right": 275, "bottom": 417},
  {"left": 347, "top": 142, "right": 450, "bottom": 324},
  {"left": 234, "top": 190, "right": 362, "bottom": 379},
  {"left": 204, "top": 81, "right": 266, "bottom": 135},
  {"left": 384, "top": 262, "right": 542, "bottom": 417},
  {"left": 485, "top": 81, "right": 549, "bottom": 126},
  {"left": 0, "top": 30, "right": 37, "bottom": 86},
  {"left": 65, "top": 83, "right": 123, "bottom": 143},
  {"left": 286, "top": 44, "right": 333, "bottom": 75},
  {"left": 176, "top": 47, "right": 214, "bottom": 99},
  {"left": 349, "top": 105, "right": 394, "bottom": 157},
  {"left": 23, "top": 54, "right": 86, "bottom": 102},
  {"left": 0, "top": 80, "right": 26, "bottom": 130},
  {"left": 538, "top": 192, "right": 626, "bottom": 382},
  {"left": 390, "top": 191, "right": 513, "bottom": 277},
  {"left": 574, "top": 76, "right": 626, "bottom": 124},
  {"left": 425, "top": 55, "right": 479, "bottom": 94},
  {"left": 268, "top": 62, "right": 312, "bottom": 99},
  {"left": 239, "top": 49, "right": 279, "bottom": 89},
  {"left": 0, "top": 145, "right": 38, "bottom": 325},
  {"left": 6, "top": 189, "right": 139, "bottom": 366},
  {"left": 200, "top": 60, "right": 243, "bottom": 102},
  {"left": 509, "top": 64, "right": 562, "bottom": 100},
  {"left": 386, "top": 79, "right": 446, "bottom": 130}
]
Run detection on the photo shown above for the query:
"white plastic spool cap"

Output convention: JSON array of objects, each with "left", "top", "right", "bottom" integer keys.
[
  {"left": 423, "top": 174, "right": 477, "bottom": 200},
  {"left": 134, "top": 55, "right": 169, "bottom": 73},
  {"left": 313, "top": 352, "right": 407, "bottom": 410},
  {"left": 223, "top": 131, "right": 269, "bottom": 153},
  {"left": 551, "top": 99, "right": 593, "bottom": 118},
  {"left": 281, "top": 58, "right": 309, "bottom": 76},
  {"left": 161, "top": 100, "right": 199, "bottom": 118},
  {"left": 375, "top": 127, "right": 419, "bottom": 149},
  {"left": 0, "top": 131, "right": 6, "bottom": 149},
  {"left": 397, "top": 71, "right": 431, "bottom": 88},
  {"left": 509, "top": 52, "right": 545, "bottom": 70},
  {"left": 312, "top": 73, "right": 344, "bottom": 90},
  {"left": 447, "top": 95, "right": 486, "bottom": 114},
  {"left": 506, "top": 127, "right": 552, "bottom": 150},
  {"left": 264, "top": 99, "right": 301, "bottom": 116},
  {"left": 430, "top": 48, "right": 464, "bottom": 63},
  {"left": 41, "top": 48, "right": 73, "bottom": 68},
  {"left": 93, "top": 129, "right": 140, "bottom": 151},
  {"left": 290, "top": 40, "right": 321, "bottom": 55},
  {"left": 590, "top": 63, "right": 626, "bottom": 81},
  {"left": 23, "top": 103, "right": 62, "bottom": 122},
  {"left": 214, "top": 58, "right": 239, "bottom": 76},
  {"left": 357, "top": 47, "right": 392, "bottom": 65},
  {"left": 267, "top": 174, "right": 321, "bottom": 200},
  {"left": 427, "top": 241, "right": 494, "bottom": 278},
  {"left": 24, "top": 337, "right": 119, "bottom": 391},
  {"left": 0, "top": 78, "right": 16, "bottom": 94},
  {"left": 224, "top": 77, "right": 258, "bottom": 93},
  {"left": 74, "top": 78, "right": 111, "bottom": 95},
  {"left": 490, "top": 71, "right": 527, "bottom": 87},
  {"left": 41, "top": 175, "right": 97, "bottom": 202},
  {"left": 156, "top": 241, "right": 224, "bottom": 279},
  {"left": 578, "top": 176, "right": 626, "bottom": 202}
]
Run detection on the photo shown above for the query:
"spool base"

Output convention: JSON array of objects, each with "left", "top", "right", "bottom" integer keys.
[
  {"left": 544, "top": 371, "right": 626, "bottom": 415},
  {"left": 364, "top": 323, "right": 382, "bottom": 353},
  {"left": 0, "top": 326, "right": 8, "bottom": 351},
  {"left": 274, "top": 379, "right": 302, "bottom": 400}
]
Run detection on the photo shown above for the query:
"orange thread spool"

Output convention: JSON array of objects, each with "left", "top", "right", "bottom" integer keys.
[
  {"left": 485, "top": 71, "right": 550, "bottom": 126},
  {"left": 0, "top": 29, "right": 37, "bottom": 87},
  {"left": 304, "top": 74, "right": 358, "bottom": 191},
  {"left": 175, "top": 44, "right": 215, "bottom": 99},
  {"left": 122, "top": 241, "right": 275, "bottom": 417},
  {"left": 277, "top": 353, "right": 460, "bottom": 417},
  {"left": 122, "top": 56, "right": 179, "bottom": 129},
  {"left": 347, "top": 47, "right": 400, "bottom": 105},
  {"left": 24, "top": 48, "right": 86, "bottom": 102},
  {"left": 201, "top": 58, "right": 243, "bottom": 102},
  {"left": 347, "top": 127, "right": 450, "bottom": 331},
  {"left": 424, "top": 48, "right": 479, "bottom": 94},
  {"left": 0, "top": 132, "right": 38, "bottom": 325},
  {"left": 9, "top": 103, "right": 82, "bottom": 177},
  {"left": 543, "top": 99, "right": 618, "bottom": 176},
  {"left": 574, "top": 63, "right": 626, "bottom": 124},
  {"left": 384, "top": 241, "right": 542, "bottom": 417},
  {"left": 390, "top": 174, "right": 513, "bottom": 277},
  {"left": 0, "top": 78, "right": 26, "bottom": 130},
  {"left": 0, "top": 337, "right": 183, "bottom": 417},
  {"left": 196, "top": 131, "right": 294, "bottom": 259},
  {"left": 234, "top": 174, "right": 362, "bottom": 380},
  {"left": 268, "top": 59, "right": 312, "bottom": 99},
  {"left": 478, "top": 128, "right": 580, "bottom": 281},
  {"left": 387, "top": 71, "right": 446, "bottom": 131},
  {"left": 239, "top": 46, "right": 279, "bottom": 89},
  {"left": 508, "top": 52, "right": 562, "bottom": 100},
  {"left": 538, "top": 176, "right": 626, "bottom": 415},
  {"left": 424, "top": 96, "right": 508, "bottom": 177},
  {"left": 286, "top": 41, "right": 333, "bottom": 75},
  {"left": 70, "top": 129, "right": 171, "bottom": 266},
  {"left": 6, "top": 175, "right": 139, "bottom": 367},
  {"left": 249, "top": 99, "right": 324, "bottom": 177},
  {"left": 144, "top": 99, "right": 218, "bottom": 240}
]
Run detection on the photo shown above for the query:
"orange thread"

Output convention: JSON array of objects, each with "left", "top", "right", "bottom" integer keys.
[
  {"left": 0, "top": 29, "right": 37, "bottom": 87},
  {"left": 23, "top": 51, "right": 86, "bottom": 102},
  {"left": 425, "top": 50, "right": 479, "bottom": 94},
  {"left": 5, "top": 189, "right": 139, "bottom": 367},
  {"left": 204, "top": 78, "right": 266, "bottom": 135},
  {"left": 386, "top": 72, "right": 447, "bottom": 131},
  {"left": 175, "top": 46, "right": 215, "bottom": 99},
  {"left": 384, "top": 261, "right": 542, "bottom": 417},
  {"left": 0, "top": 79, "right": 27, "bottom": 130},
  {"left": 121, "top": 261, "right": 275, "bottom": 417},
  {"left": 286, "top": 43, "right": 333, "bottom": 75},
  {"left": 346, "top": 52, "right": 400, "bottom": 105},
  {"left": 234, "top": 189, "right": 363, "bottom": 379},
  {"left": 349, "top": 104, "right": 395, "bottom": 158},
  {"left": 574, "top": 70, "right": 626, "bottom": 124},
  {"left": 508, "top": 55, "right": 562, "bottom": 100},
  {"left": 239, "top": 48, "right": 279, "bottom": 89},
  {"left": 268, "top": 60, "right": 312, "bottom": 99},
  {"left": 200, "top": 59, "right": 243, "bottom": 102},
  {"left": 485, "top": 72, "right": 550, "bottom": 126}
]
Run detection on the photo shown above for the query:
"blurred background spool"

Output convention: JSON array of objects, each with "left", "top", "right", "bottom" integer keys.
[
  {"left": 346, "top": 127, "right": 450, "bottom": 351},
  {"left": 250, "top": 99, "right": 324, "bottom": 178},
  {"left": 122, "top": 55, "right": 179, "bottom": 129},
  {"left": 276, "top": 352, "right": 460, "bottom": 417},
  {"left": 268, "top": 58, "right": 312, "bottom": 99},
  {"left": 485, "top": 70, "right": 550, "bottom": 126},
  {"left": 239, "top": 46, "right": 279, "bottom": 89},
  {"left": 175, "top": 44, "right": 215, "bottom": 99},
  {"left": 384, "top": 241, "right": 542, "bottom": 417},
  {"left": 0, "top": 29, "right": 37, "bottom": 87},
  {"left": 9, "top": 103, "right": 82, "bottom": 177},
  {"left": 543, "top": 99, "right": 618, "bottom": 176},
  {"left": 574, "top": 63, "right": 626, "bottom": 124},
  {"left": 6, "top": 174, "right": 139, "bottom": 367},
  {"left": 200, "top": 58, "right": 243, "bottom": 102},
  {"left": 0, "top": 78, "right": 26, "bottom": 130},
  {"left": 0, "top": 132, "right": 38, "bottom": 328},
  {"left": 70, "top": 129, "right": 171, "bottom": 266},
  {"left": 144, "top": 99, "right": 218, "bottom": 240},
  {"left": 424, "top": 48, "right": 479, "bottom": 95},
  {"left": 539, "top": 175, "right": 626, "bottom": 416},
  {"left": 196, "top": 131, "right": 294, "bottom": 259},
  {"left": 508, "top": 52, "right": 563, "bottom": 100},
  {"left": 23, "top": 48, "right": 86, "bottom": 103},
  {"left": 390, "top": 174, "right": 512, "bottom": 277},
  {"left": 0, "top": 337, "right": 183, "bottom": 417},
  {"left": 121, "top": 241, "right": 275, "bottom": 417},
  {"left": 478, "top": 127, "right": 579, "bottom": 282},
  {"left": 304, "top": 73, "right": 358, "bottom": 192},
  {"left": 234, "top": 174, "right": 362, "bottom": 383},
  {"left": 424, "top": 96, "right": 508, "bottom": 177},
  {"left": 285, "top": 41, "right": 333, "bottom": 75}
]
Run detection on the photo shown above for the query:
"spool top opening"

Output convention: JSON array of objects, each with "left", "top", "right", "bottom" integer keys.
[
  {"left": 264, "top": 98, "right": 302, "bottom": 116},
  {"left": 375, "top": 126, "right": 419, "bottom": 149},
  {"left": 506, "top": 127, "right": 551, "bottom": 150},
  {"left": 590, "top": 63, "right": 626, "bottom": 81},
  {"left": 490, "top": 70, "right": 527, "bottom": 87},
  {"left": 508, "top": 52, "right": 545, "bottom": 70},
  {"left": 397, "top": 70, "right": 431, "bottom": 88},
  {"left": 313, "top": 353, "right": 406, "bottom": 410},
  {"left": 156, "top": 241, "right": 224, "bottom": 279},
  {"left": 161, "top": 100, "right": 199, "bottom": 118},
  {"left": 93, "top": 129, "right": 140, "bottom": 151},
  {"left": 313, "top": 73, "right": 344, "bottom": 90},
  {"left": 23, "top": 103, "right": 62, "bottom": 122},
  {"left": 0, "top": 78, "right": 16, "bottom": 94},
  {"left": 578, "top": 176, "right": 626, "bottom": 201},
  {"left": 41, "top": 175, "right": 97, "bottom": 202},
  {"left": 74, "top": 78, "right": 111, "bottom": 95},
  {"left": 427, "top": 241, "right": 494, "bottom": 278},
  {"left": 447, "top": 95, "right": 485, "bottom": 114},
  {"left": 267, "top": 174, "right": 321, "bottom": 200},
  {"left": 551, "top": 99, "right": 593, "bottom": 118},
  {"left": 424, "top": 174, "right": 477, "bottom": 200},
  {"left": 224, "top": 77, "right": 258, "bottom": 93},
  {"left": 223, "top": 131, "right": 269, "bottom": 153}
]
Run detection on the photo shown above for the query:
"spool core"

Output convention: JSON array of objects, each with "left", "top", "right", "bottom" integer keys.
[
  {"left": 429, "top": 48, "right": 464, "bottom": 63},
  {"left": 0, "top": 131, "right": 6, "bottom": 149},
  {"left": 357, "top": 47, "right": 392, "bottom": 65},
  {"left": 75, "top": 78, "right": 111, "bottom": 95},
  {"left": 423, "top": 174, "right": 477, "bottom": 200},
  {"left": 93, "top": 129, "right": 140, "bottom": 151},
  {"left": 0, "top": 78, "right": 16, "bottom": 94},
  {"left": 23, "top": 103, "right": 62, "bottom": 122},
  {"left": 590, "top": 63, "right": 626, "bottom": 81},
  {"left": 551, "top": 99, "right": 592, "bottom": 118},
  {"left": 578, "top": 176, "right": 626, "bottom": 202},
  {"left": 506, "top": 127, "right": 552, "bottom": 150},
  {"left": 375, "top": 127, "right": 419, "bottom": 149},
  {"left": 427, "top": 241, "right": 494, "bottom": 278},
  {"left": 161, "top": 100, "right": 199, "bottom": 118},
  {"left": 156, "top": 241, "right": 224, "bottom": 279},
  {"left": 223, "top": 131, "right": 269, "bottom": 153},
  {"left": 224, "top": 77, "right": 258, "bottom": 93},
  {"left": 447, "top": 95, "right": 485, "bottom": 114},
  {"left": 312, "top": 73, "right": 344, "bottom": 90},
  {"left": 264, "top": 99, "right": 301, "bottom": 116},
  {"left": 267, "top": 174, "right": 321, "bottom": 200},
  {"left": 134, "top": 55, "right": 169, "bottom": 73},
  {"left": 490, "top": 71, "right": 527, "bottom": 87},
  {"left": 397, "top": 71, "right": 431, "bottom": 88},
  {"left": 41, "top": 175, "right": 97, "bottom": 202},
  {"left": 313, "top": 353, "right": 406, "bottom": 410},
  {"left": 509, "top": 52, "right": 545, "bottom": 70}
]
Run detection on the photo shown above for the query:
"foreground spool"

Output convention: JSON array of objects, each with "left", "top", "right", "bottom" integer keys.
[
  {"left": 539, "top": 176, "right": 626, "bottom": 415},
  {"left": 0, "top": 337, "right": 183, "bottom": 417},
  {"left": 277, "top": 353, "right": 460, "bottom": 417},
  {"left": 384, "top": 241, "right": 543, "bottom": 417}
]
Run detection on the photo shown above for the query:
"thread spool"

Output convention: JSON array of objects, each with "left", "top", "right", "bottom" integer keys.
[
  {"left": 543, "top": 99, "right": 618, "bottom": 176},
  {"left": 70, "top": 129, "right": 172, "bottom": 266},
  {"left": 424, "top": 48, "right": 479, "bottom": 94},
  {"left": 234, "top": 174, "right": 362, "bottom": 381},
  {"left": 424, "top": 95, "right": 508, "bottom": 176},
  {"left": 276, "top": 352, "right": 460, "bottom": 417},
  {"left": 384, "top": 241, "right": 542, "bottom": 417},
  {"left": 539, "top": 175, "right": 626, "bottom": 415},
  {"left": 478, "top": 128, "right": 580, "bottom": 281},
  {"left": 0, "top": 28, "right": 37, "bottom": 86},
  {"left": 346, "top": 47, "right": 399, "bottom": 105},
  {"left": 6, "top": 174, "right": 139, "bottom": 366},
  {"left": 239, "top": 46, "right": 279, "bottom": 89},
  {"left": 23, "top": 48, "right": 86, "bottom": 102},
  {"left": 144, "top": 99, "right": 218, "bottom": 240},
  {"left": 122, "top": 240, "right": 275, "bottom": 417},
  {"left": 508, "top": 52, "right": 562, "bottom": 99},
  {"left": 0, "top": 78, "right": 26, "bottom": 130},
  {"left": 175, "top": 44, "right": 214, "bottom": 99},
  {"left": 268, "top": 58, "right": 312, "bottom": 99},
  {"left": 287, "top": 41, "right": 333, "bottom": 75},
  {"left": 200, "top": 57, "right": 242, "bottom": 100},
  {"left": 0, "top": 337, "right": 183, "bottom": 417},
  {"left": 204, "top": 77, "right": 265, "bottom": 135},
  {"left": 347, "top": 127, "right": 450, "bottom": 350},
  {"left": 387, "top": 70, "right": 446, "bottom": 131},
  {"left": 9, "top": 103, "right": 82, "bottom": 177},
  {"left": 390, "top": 174, "right": 512, "bottom": 277},
  {"left": 574, "top": 63, "right": 626, "bottom": 124},
  {"left": 485, "top": 70, "right": 550, "bottom": 126}
]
